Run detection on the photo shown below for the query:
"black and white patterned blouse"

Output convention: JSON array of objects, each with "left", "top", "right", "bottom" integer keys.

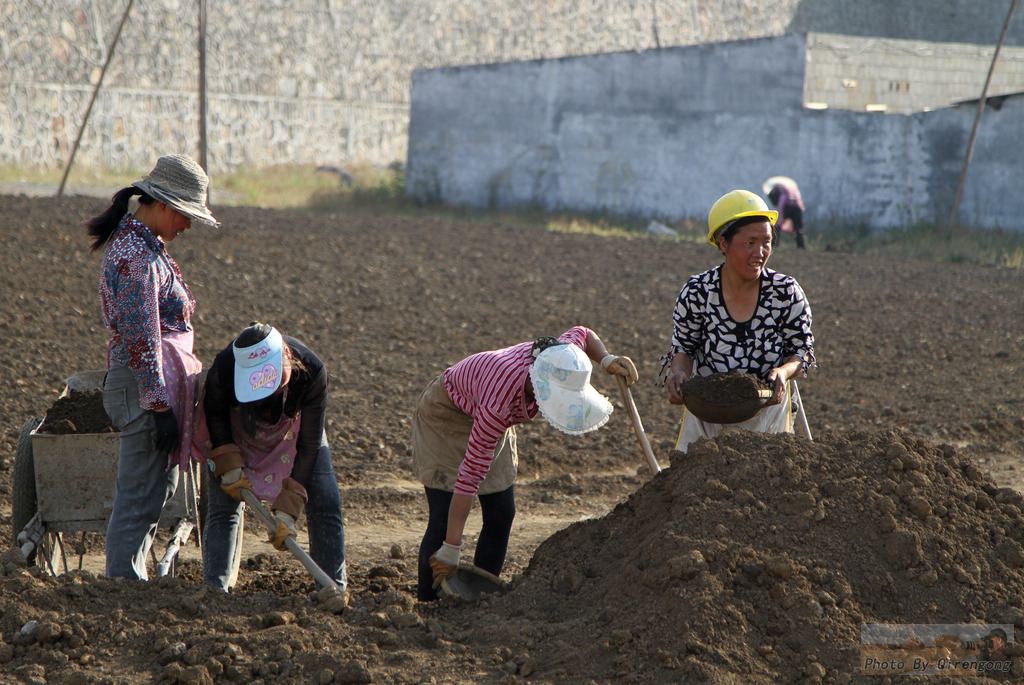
[{"left": 663, "top": 265, "right": 815, "bottom": 381}]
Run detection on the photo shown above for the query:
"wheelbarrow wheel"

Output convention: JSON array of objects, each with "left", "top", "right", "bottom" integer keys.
[
  {"left": 12, "top": 417, "right": 64, "bottom": 571},
  {"left": 11, "top": 417, "right": 42, "bottom": 547}
]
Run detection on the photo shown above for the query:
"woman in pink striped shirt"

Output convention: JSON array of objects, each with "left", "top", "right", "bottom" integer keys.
[{"left": 412, "top": 325, "right": 638, "bottom": 600}]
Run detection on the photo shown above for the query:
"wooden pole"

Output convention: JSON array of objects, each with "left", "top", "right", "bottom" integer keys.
[
  {"left": 948, "top": 0, "right": 1018, "bottom": 230},
  {"left": 58, "top": 0, "right": 134, "bottom": 197},
  {"left": 616, "top": 376, "right": 662, "bottom": 475},
  {"left": 198, "top": 0, "right": 210, "bottom": 181}
]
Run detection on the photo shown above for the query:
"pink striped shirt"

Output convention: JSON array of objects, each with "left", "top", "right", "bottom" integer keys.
[{"left": 444, "top": 326, "right": 590, "bottom": 496}]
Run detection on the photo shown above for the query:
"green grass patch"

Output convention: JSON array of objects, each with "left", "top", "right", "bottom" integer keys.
[
  {"left": 815, "top": 220, "right": 1024, "bottom": 269},
  {"left": 5, "top": 162, "right": 1023, "bottom": 269},
  {"left": 0, "top": 163, "right": 142, "bottom": 189}
]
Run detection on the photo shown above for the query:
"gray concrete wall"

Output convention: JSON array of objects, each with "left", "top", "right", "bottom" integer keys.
[
  {"left": 406, "top": 35, "right": 1024, "bottom": 230},
  {"left": 408, "top": 36, "right": 807, "bottom": 216}
]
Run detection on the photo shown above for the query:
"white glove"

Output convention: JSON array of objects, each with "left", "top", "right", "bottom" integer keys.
[
  {"left": 219, "top": 467, "right": 253, "bottom": 501},
  {"left": 434, "top": 541, "right": 462, "bottom": 566},
  {"left": 601, "top": 355, "right": 639, "bottom": 386},
  {"left": 430, "top": 541, "right": 462, "bottom": 589},
  {"left": 222, "top": 468, "right": 243, "bottom": 485},
  {"left": 270, "top": 512, "right": 297, "bottom": 551}
]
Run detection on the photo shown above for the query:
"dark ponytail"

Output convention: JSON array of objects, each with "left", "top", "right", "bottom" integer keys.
[
  {"left": 85, "top": 186, "right": 155, "bottom": 252},
  {"left": 531, "top": 336, "right": 560, "bottom": 359}
]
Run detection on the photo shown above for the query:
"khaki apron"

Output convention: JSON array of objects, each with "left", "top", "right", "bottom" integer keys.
[{"left": 412, "top": 375, "right": 518, "bottom": 495}]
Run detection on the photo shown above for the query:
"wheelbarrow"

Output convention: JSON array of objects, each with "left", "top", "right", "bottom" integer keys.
[{"left": 11, "top": 371, "right": 215, "bottom": 579}]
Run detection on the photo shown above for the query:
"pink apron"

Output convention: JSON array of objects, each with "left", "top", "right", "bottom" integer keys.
[
  {"left": 193, "top": 386, "right": 302, "bottom": 501},
  {"left": 161, "top": 330, "right": 203, "bottom": 472}
]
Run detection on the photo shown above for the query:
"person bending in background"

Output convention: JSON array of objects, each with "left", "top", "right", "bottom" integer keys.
[
  {"left": 662, "top": 189, "right": 815, "bottom": 454},
  {"left": 85, "top": 154, "right": 219, "bottom": 580},
  {"left": 764, "top": 176, "right": 806, "bottom": 249},
  {"left": 196, "top": 323, "right": 347, "bottom": 597},
  {"left": 413, "top": 326, "right": 638, "bottom": 601}
]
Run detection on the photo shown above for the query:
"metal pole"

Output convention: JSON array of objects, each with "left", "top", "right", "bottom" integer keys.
[
  {"left": 58, "top": 0, "right": 134, "bottom": 197},
  {"left": 651, "top": 0, "right": 661, "bottom": 49},
  {"left": 948, "top": 0, "right": 1018, "bottom": 229},
  {"left": 240, "top": 489, "right": 340, "bottom": 590},
  {"left": 198, "top": 0, "right": 210, "bottom": 180}
]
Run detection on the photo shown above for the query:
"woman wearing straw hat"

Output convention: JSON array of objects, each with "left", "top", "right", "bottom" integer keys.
[
  {"left": 413, "top": 326, "right": 638, "bottom": 601},
  {"left": 85, "top": 154, "right": 219, "bottom": 580},
  {"left": 662, "top": 189, "right": 815, "bottom": 454}
]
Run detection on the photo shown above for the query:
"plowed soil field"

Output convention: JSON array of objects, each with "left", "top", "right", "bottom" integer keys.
[{"left": 2, "top": 193, "right": 1024, "bottom": 684}]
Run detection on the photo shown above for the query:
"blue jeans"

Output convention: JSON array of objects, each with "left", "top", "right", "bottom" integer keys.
[
  {"left": 103, "top": 366, "right": 180, "bottom": 580},
  {"left": 203, "top": 432, "right": 347, "bottom": 592},
  {"left": 418, "top": 485, "right": 516, "bottom": 601}
]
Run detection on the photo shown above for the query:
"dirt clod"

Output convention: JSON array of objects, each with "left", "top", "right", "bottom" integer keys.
[
  {"left": 685, "top": 371, "right": 769, "bottom": 405},
  {"left": 37, "top": 389, "right": 114, "bottom": 435}
]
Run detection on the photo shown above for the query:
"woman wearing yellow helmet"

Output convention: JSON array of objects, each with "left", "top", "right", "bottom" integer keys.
[{"left": 661, "top": 190, "right": 816, "bottom": 453}]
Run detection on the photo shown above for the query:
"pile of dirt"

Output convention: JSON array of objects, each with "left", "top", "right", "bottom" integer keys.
[
  {"left": 438, "top": 428, "right": 1024, "bottom": 683},
  {"left": 5, "top": 427, "right": 1022, "bottom": 683},
  {"left": 36, "top": 390, "right": 114, "bottom": 435}
]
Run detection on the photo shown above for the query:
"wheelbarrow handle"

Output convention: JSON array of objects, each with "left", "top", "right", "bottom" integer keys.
[
  {"left": 616, "top": 376, "right": 662, "bottom": 475},
  {"left": 239, "top": 488, "right": 340, "bottom": 590}
]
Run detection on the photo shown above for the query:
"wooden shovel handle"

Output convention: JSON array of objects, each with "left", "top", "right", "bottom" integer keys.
[{"left": 616, "top": 376, "right": 662, "bottom": 475}]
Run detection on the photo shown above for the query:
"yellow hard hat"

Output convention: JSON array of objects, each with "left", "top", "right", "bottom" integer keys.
[{"left": 706, "top": 190, "right": 778, "bottom": 246}]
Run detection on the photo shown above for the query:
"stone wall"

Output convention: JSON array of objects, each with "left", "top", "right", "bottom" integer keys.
[
  {"left": 2, "top": 0, "right": 1020, "bottom": 175},
  {"left": 0, "top": 0, "right": 799, "bottom": 174}
]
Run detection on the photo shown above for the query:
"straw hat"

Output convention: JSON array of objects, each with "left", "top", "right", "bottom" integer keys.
[{"left": 132, "top": 154, "right": 219, "bottom": 227}]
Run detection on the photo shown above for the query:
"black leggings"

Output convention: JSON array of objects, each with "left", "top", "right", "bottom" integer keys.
[
  {"left": 783, "top": 205, "right": 806, "bottom": 248},
  {"left": 417, "top": 485, "right": 516, "bottom": 601}
]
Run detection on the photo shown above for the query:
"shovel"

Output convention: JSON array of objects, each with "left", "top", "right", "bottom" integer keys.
[
  {"left": 616, "top": 376, "right": 662, "bottom": 475},
  {"left": 239, "top": 489, "right": 340, "bottom": 590}
]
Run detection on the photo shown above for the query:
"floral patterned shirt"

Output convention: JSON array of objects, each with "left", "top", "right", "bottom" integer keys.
[{"left": 99, "top": 214, "right": 195, "bottom": 410}]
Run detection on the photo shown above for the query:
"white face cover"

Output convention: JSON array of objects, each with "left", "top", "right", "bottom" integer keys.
[{"left": 530, "top": 344, "right": 612, "bottom": 435}]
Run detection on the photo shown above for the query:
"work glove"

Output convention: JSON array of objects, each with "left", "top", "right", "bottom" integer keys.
[
  {"left": 601, "top": 355, "right": 639, "bottom": 387},
  {"left": 269, "top": 479, "right": 307, "bottom": 550},
  {"left": 211, "top": 444, "right": 252, "bottom": 500},
  {"left": 151, "top": 408, "right": 181, "bottom": 457},
  {"left": 429, "top": 541, "right": 462, "bottom": 589},
  {"left": 220, "top": 468, "right": 253, "bottom": 501},
  {"left": 271, "top": 478, "right": 308, "bottom": 518},
  {"left": 270, "top": 512, "right": 297, "bottom": 551}
]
